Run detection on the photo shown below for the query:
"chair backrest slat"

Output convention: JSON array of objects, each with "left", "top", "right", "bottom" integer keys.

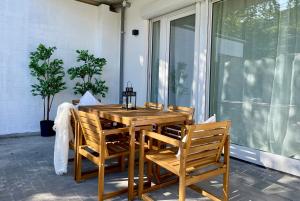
[
  {"left": 76, "top": 110, "right": 108, "bottom": 155},
  {"left": 191, "top": 128, "right": 226, "bottom": 139},
  {"left": 191, "top": 135, "right": 224, "bottom": 145},
  {"left": 85, "top": 140, "right": 100, "bottom": 152},
  {"left": 168, "top": 105, "right": 194, "bottom": 123},
  {"left": 184, "top": 121, "right": 230, "bottom": 169},
  {"left": 144, "top": 102, "right": 164, "bottom": 111},
  {"left": 186, "top": 156, "right": 217, "bottom": 168},
  {"left": 188, "top": 143, "right": 220, "bottom": 155},
  {"left": 79, "top": 122, "right": 99, "bottom": 135},
  {"left": 186, "top": 149, "right": 218, "bottom": 162}
]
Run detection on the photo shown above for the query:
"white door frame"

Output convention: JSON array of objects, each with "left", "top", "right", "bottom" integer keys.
[{"left": 148, "top": 6, "right": 198, "bottom": 110}]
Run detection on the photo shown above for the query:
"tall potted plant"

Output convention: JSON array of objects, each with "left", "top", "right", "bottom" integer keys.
[
  {"left": 29, "top": 44, "right": 66, "bottom": 137},
  {"left": 68, "top": 50, "right": 108, "bottom": 99}
]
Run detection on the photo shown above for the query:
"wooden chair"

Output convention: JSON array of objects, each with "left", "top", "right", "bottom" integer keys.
[
  {"left": 144, "top": 102, "right": 164, "bottom": 111},
  {"left": 75, "top": 110, "right": 132, "bottom": 200},
  {"left": 152, "top": 105, "right": 195, "bottom": 183},
  {"left": 162, "top": 105, "right": 195, "bottom": 140},
  {"left": 138, "top": 121, "right": 231, "bottom": 201}
]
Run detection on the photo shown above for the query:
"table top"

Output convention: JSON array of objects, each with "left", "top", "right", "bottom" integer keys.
[{"left": 78, "top": 104, "right": 188, "bottom": 126}]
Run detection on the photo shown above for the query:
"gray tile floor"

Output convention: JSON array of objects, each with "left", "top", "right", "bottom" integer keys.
[{"left": 0, "top": 134, "right": 300, "bottom": 201}]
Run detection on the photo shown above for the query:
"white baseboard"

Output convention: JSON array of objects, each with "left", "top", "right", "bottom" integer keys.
[{"left": 230, "top": 144, "right": 300, "bottom": 177}]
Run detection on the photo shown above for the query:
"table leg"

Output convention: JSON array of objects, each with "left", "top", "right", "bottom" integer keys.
[{"left": 128, "top": 124, "right": 135, "bottom": 200}]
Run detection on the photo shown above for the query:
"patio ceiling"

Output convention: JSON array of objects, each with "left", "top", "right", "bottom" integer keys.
[{"left": 76, "top": 0, "right": 123, "bottom": 7}]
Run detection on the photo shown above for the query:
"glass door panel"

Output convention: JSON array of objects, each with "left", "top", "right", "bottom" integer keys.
[
  {"left": 150, "top": 21, "right": 160, "bottom": 102},
  {"left": 168, "top": 14, "right": 196, "bottom": 107}
]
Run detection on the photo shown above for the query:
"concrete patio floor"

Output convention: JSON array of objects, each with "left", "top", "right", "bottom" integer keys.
[{"left": 0, "top": 134, "right": 300, "bottom": 201}]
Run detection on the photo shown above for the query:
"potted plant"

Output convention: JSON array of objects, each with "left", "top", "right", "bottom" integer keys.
[
  {"left": 67, "top": 50, "right": 108, "bottom": 99},
  {"left": 29, "top": 44, "right": 66, "bottom": 137}
]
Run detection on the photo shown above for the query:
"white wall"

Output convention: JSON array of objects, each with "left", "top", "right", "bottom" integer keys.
[
  {"left": 96, "top": 5, "right": 121, "bottom": 104},
  {"left": 123, "top": 0, "right": 155, "bottom": 106},
  {"left": 0, "top": 0, "right": 120, "bottom": 135}
]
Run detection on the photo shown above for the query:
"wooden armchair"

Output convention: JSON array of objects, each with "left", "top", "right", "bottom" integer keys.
[
  {"left": 138, "top": 121, "right": 231, "bottom": 201},
  {"left": 152, "top": 105, "right": 194, "bottom": 183},
  {"left": 75, "top": 110, "right": 132, "bottom": 200},
  {"left": 144, "top": 102, "right": 164, "bottom": 111}
]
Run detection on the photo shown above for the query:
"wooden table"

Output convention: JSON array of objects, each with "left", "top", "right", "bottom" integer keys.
[{"left": 79, "top": 104, "right": 188, "bottom": 200}]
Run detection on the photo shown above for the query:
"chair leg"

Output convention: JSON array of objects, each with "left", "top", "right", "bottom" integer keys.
[
  {"left": 223, "top": 170, "right": 229, "bottom": 201},
  {"left": 147, "top": 160, "right": 153, "bottom": 184},
  {"left": 119, "top": 155, "right": 126, "bottom": 172},
  {"left": 75, "top": 123, "right": 82, "bottom": 182},
  {"left": 73, "top": 150, "right": 77, "bottom": 180},
  {"left": 138, "top": 150, "right": 145, "bottom": 198},
  {"left": 153, "top": 164, "right": 161, "bottom": 184},
  {"left": 223, "top": 135, "right": 230, "bottom": 201},
  {"left": 75, "top": 151, "right": 82, "bottom": 182},
  {"left": 179, "top": 175, "right": 186, "bottom": 201},
  {"left": 98, "top": 163, "right": 105, "bottom": 201},
  {"left": 73, "top": 124, "right": 78, "bottom": 180}
]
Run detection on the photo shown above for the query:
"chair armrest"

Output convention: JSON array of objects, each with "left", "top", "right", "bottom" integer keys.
[
  {"left": 141, "top": 130, "right": 180, "bottom": 147},
  {"left": 102, "top": 127, "right": 129, "bottom": 136}
]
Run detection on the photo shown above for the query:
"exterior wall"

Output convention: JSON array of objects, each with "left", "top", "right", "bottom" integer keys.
[
  {"left": 0, "top": 0, "right": 120, "bottom": 135},
  {"left": 123, "top": 0, "right": 155, "bottom": 105},
  {"left": 96, "top": 5, "right": 121, "bottom": 105}
]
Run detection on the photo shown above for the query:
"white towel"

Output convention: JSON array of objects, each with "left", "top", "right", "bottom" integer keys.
[{"left": 53, "top": 102, "right": 76, "bottom": 175}]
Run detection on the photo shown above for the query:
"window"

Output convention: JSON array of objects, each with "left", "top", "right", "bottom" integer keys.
[
  {"left": 148, "top": 7, "right": 197, "bottom": 109},
  {"left": 210, "top": 0, "right": 300, "bottom": 159}
]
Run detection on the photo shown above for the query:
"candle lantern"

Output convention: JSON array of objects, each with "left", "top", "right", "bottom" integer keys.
[{"left": 122, "top": 82, "right": 136, "bottom": 110}]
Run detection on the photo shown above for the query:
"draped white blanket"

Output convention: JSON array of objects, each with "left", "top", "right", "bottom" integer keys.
[{"left": 53, "top": 103, "right": 76, "bottom": 175}]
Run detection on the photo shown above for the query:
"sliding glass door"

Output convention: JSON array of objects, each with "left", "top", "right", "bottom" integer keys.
[
  {"left": 149, "top": 7, "right": 197, "bottom": 109},
  {"left": 210, "top": 0, "right": 300, "bottom": 159},
  {"left": 149, "top": 21, "right": 160, "bottom": 103},
  {"left": 168, "top": 15, "right": 195, "bottom": 107}
]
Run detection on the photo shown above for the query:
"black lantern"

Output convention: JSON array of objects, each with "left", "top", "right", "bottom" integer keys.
[{"left": 122, "top": 82, "right": 136, "bottom": 110}]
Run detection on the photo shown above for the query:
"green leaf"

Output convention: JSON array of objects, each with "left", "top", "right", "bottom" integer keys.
[
  {"left": 28, "top": 43, "right": 67, "bottom": 118},
  {"left": 68, "top": 50, "right": 108, "bottom": 97}
]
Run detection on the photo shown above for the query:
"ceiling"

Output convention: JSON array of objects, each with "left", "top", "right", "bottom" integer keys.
[{"left": 76, "top": 0, "right": 123, "bottom": 7}]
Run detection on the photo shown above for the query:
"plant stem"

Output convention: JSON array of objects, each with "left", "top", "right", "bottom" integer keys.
[
  {"left": 49, "top": 95, "right": 54, "bottom": 114},
  {"left": 43, "top": 98, "right": 46, "bottom": 120},
  {"left": 83, "top": 77, "right": 86, "bottom": 95},
  {"left": 47, "top": 95, "right": 50, "bottom": 121}
]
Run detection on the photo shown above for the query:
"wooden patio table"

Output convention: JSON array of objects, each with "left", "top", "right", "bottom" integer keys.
[{"left": 78, "top": 104, "right": 188, "bottom": 200}]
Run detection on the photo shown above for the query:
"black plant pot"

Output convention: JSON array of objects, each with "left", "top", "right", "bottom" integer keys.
[{"left": 40, "top": 120, "right": 55, "bottom": 137}]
